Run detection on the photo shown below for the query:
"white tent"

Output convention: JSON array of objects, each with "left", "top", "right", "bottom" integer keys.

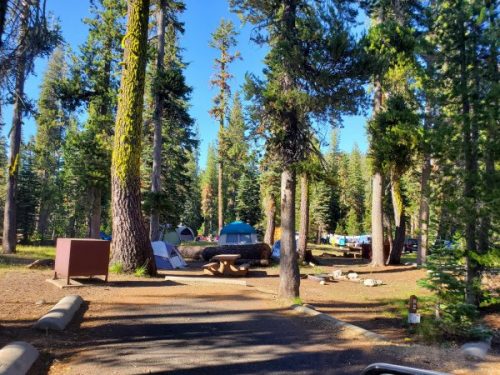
[
  {"left": 176, "top": 225, "right": 195, "bottom": 242},
  {"left": 151, "top": 241, "right": 187, "bottom": 270}
]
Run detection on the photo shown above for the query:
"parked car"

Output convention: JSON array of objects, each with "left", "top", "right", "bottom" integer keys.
[{"left": 404, "top": 238, "right": 418, "bottom": 253}]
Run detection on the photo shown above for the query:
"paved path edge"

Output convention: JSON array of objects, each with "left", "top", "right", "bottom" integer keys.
[
  {"left": 33, "top": 295, "right": 83, "bottom": 331},
  {"left": 291, "top": 304, "right": 388, "bottom": 343},
  {"left": 0, "top": 341, "right": 39, "bottom": 375},
  {"left": 460, "top": 337, "right": 492, "bottom": 361}
]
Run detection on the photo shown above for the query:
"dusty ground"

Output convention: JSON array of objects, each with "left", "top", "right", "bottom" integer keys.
[{"left": 0, "top": 251, "right": 498, "bottom": 374}]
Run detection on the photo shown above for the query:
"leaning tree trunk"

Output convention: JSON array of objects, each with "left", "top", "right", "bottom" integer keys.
[
  {"left": 387, "top": 177, "right": 405, "bottom": 265},
  {"left": 2, "top": 1, "right": 30, "bottom": 254},
  {"left": 263, "top": 193, "right": 276, "bottom": 246},
  {"left": 417, "top": 154, "right": 431, "bottom": 265},
  {"left": 298, "top": 173, "right": 311, "bottom": 263},
  {"left": 110, "top": 0, "right": 156, "bottom": 275},
  {"left": 371, "top": 172, "right": 385, "bottom": 266},
  {"left": 149, "top": 0, "right": 166, "bottom": 241},
  {"left": 278, "top": 167, "right": 300, "bottom": 300},
  {"left": 88, "top": 186, "right": 102, "bottom": 239}
]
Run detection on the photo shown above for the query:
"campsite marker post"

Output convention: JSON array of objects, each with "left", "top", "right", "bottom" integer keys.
[{"left": 408, "top": 295, "right": 420, "bottom": 324}]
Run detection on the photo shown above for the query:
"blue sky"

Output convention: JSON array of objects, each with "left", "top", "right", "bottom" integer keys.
[{"left": 3, "top": 0, "right": 368, "bottom": 167}]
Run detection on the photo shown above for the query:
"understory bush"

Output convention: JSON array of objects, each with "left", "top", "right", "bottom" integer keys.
[{"left": 418, "top": 242, "right": 491, "bottom": 341}]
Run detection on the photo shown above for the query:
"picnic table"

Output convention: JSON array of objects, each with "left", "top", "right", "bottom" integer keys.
[{"left": 202, "top": 254, "right": 249, "bottom": 277}]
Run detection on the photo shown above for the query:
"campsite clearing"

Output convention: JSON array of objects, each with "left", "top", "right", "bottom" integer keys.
[{"left": 0, "top": 246, "right": 498, "bottom": 374}]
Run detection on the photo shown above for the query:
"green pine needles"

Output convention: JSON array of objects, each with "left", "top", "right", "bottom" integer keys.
[{"left": 418, "top": 242, "right": 491, "bottom": 340}]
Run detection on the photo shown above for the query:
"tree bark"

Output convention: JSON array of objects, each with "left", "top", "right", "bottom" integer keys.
[
  {"left": 298, "top": 173, "right": 310, "bottom": 262},
  {"left": 218, "top": 160, "right": 223, "bottom": 233},
  {"left": 371, "top": 172, "right": 385, "bottom": 266},
  {"left": 111, "top": 0, "right": 156, "bottom": 275},
  {"left": 88, "top": 186, "right": 102, "bottom": 239},
  {"left": 263, "top": 193, "right": 276, "bottom": 246},
  {"left": 458, "top": 12, "right": 479, "bottom": 306},
  {"left": 387, "top": 177, "right": 405, "bottom": 265},
  {"left": 149, "top": 0, "right": 166, "bottom": 242},
  {"left": 477, "top": 1, "right": 497, "bottom": 260},
  {"left": 278, "top": 167, "right": 300, "bottom": 300},
  {"left": 2, "top": 1, "right": 30, "bottom": 254},
  {"left": 36, "top": 201, "right": 50, "bottom": 242}
]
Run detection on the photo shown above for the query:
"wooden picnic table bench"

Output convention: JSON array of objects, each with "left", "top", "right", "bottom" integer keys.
[{"left": 202, "top": 254, "right": 249, "bottom": 277}]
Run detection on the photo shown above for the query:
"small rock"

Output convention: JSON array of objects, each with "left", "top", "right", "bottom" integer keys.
[
  {"left": 347, "top": 272, "right": 359, "bottom": 280},
  {"left": 35, "top": 299, "right": 46, "bottom": 305},
  {"left": 309, "top": 262, "right": 317, "bottom": 267},
  {"left": 461, "top": 341, "right": 490, "bottom": 361},
  {"left": 307, "top": 274, "right": 326, "bottom": 283},
  {"left": 320, "top": 280, "right": 326, "bottom": 285},
  {"left": 375, "top": 279, "right": 383, "bottom": 285},
  {"left": 331, "top": 270, "right": 343, "bottom": 279},
  {"left": 363, "top": 279, "right": 377, "bottom": 287}
]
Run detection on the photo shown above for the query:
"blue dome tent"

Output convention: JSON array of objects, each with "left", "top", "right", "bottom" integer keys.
[{"left": 218, "top": 221, "right": 258, "bottom": 245}]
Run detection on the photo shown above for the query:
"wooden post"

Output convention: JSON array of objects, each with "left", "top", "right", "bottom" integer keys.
[{"left": 408, "top": 295, "right": 420, "bottom": 324}]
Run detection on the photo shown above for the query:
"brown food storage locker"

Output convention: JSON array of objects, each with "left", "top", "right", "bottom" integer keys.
[{"left": 54, "top": 238, "right": 111, "bottom": 285}]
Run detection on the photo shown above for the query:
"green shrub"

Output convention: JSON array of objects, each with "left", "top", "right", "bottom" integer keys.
[
  {"left": 418, "top": 243, "right": 491, "bottom": 341},
  {"left": 109, "top": 262, "right": 124, "bottom": 274},
  {"left": 134, "top": 263, "right": 148, "bottom": 277}
]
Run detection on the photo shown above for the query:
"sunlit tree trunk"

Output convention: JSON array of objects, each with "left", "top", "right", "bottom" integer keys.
[
  {"left": 263, "top": 193, "right": 276, "bottom": 245},
  {"left": 218, "top": 159, "right": 223, "bottom": 233},
  {"left": 149, "top": 0, "right": 166, "bottom": 241},
  {"left": 2, "top": 0, "right": 31, "bottom": 254},
  {"left": 298, "top": 173, "right": 310, "bottom": 262},
  {"left": 278, "top": 167, "right": 300, "bottom": 300},
  {"left": 387, "top": 177, "right": 405, "bottom": 264},
  {"left": 111, "top": 0, "right": 156, "bottom": 275},
  {"left": 370, "top": 70, "right": 385, "bottom": 266}
]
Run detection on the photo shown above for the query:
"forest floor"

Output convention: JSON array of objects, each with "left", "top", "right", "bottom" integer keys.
[{"left": 0, "top": 246, "right": 498, "bottom": 374}]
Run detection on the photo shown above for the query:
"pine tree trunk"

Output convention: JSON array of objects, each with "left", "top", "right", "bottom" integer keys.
[
  {"left": 387, "top": 177, "right": 405, "bottom": 264},
  {"left": 111, "top": 0, "right": 156, "bottom": 275},
  {"left": 458, "top": 14, "right": 479, "bottom": 306},
  {"left": 218, "top": 160, "right": 223, "bottom": 233},
  {"left": 2, "top": 1, "right": 30, "bottom": 254},
  {"left": 278, "top": 167, "right": 300, "bottom": 300},
  {"left": 149, "top": 0, "right": 166, "bottom": 242},
  {"left": 417, "top": 155, "right": 431, "bottom": 265},
  {"left": 88, "top": 186, "right": 102, "bottom": 239},
  {"left": 477, "top": 3, "right": 497, "bottom": 261},
  {"left": 263, "top": 193, "right": 276, "bottom": 245},
  {"left": 298, "top": 173, "right": 310, "bottom": 262},
  {"left": 36, "top": 202, "right": 50, "bottom": 242},
  {"left": 371, "top": 172, "right": 385, "bottom": 266}
]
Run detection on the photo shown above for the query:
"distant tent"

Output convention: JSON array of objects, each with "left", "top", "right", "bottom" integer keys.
[
  {"left": 151, "top": 241, "right": 187, "bottom": 269},
  {"left": 162, "top": 229, "right": 181, "bottom": 245},
  {"left": 218, "top": 221, "right": 258, "bottom": 245},
  {"left": 176, "top": 225, "right": 195, "bottom": 242}
]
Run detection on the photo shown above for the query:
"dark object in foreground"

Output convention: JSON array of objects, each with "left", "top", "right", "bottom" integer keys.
[
  {"left": 201, "top": 243, "right": 272, "bottom": 263},
  {"left": 54, "top": 238, "right": 110, "bottom": 285},
  {"left": 362, "top": 363, "right": 449, "bottom": 375},
  {"left": 27, "top": 258, "right": 55, "bottom": 269}
]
